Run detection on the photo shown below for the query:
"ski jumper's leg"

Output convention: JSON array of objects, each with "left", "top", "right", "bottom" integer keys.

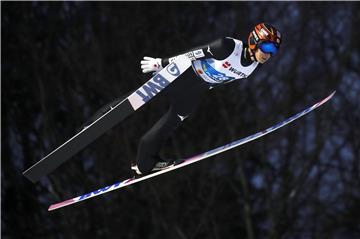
[
  {"left": 136, "top": 69, "right": 210, "bottom": 174},
  {"left": 136, "top": 106, "right": 182, "bottom": 173}
]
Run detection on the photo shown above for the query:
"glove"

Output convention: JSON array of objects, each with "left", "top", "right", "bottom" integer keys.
[{"left": 140, "top": 56, "right": 163, "bottom": 74}]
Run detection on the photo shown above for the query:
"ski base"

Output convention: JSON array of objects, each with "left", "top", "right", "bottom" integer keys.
[{"left": 23, "top": 55, "right": 192, "bottom": 183}]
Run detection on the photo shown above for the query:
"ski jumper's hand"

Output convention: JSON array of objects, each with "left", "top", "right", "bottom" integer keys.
[{"left": 140, "top": 56, "right": 163, "bottom": 73}]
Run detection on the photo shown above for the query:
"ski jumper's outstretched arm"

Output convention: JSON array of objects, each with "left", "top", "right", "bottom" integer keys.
[{"left": 141, "top": 38, "right": 235, "bottom": 74}]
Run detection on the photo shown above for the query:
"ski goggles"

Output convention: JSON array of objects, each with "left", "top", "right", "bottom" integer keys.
[{"left": 259, "top": 41, "right": 279, "bottom": 56}]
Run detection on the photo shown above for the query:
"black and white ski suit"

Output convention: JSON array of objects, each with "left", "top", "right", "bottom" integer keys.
[{"left": 137, "top": 37, "right": 260, "bottom": 174}]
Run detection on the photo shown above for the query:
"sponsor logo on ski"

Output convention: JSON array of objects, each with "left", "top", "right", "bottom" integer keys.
[
  {"left": 135, "top": 76, "right": 170, "bottom": 103},
  {"left": 79, "top": 181, "right": 123, "bottom": 200},
  {"left": 135, "top": 62, "right": 180, "bottom": 103},
  {"left": 166, "top": 62, "right": 181, "bottom": 76}
]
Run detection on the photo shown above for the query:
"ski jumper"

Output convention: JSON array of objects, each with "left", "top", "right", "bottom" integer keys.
[{"left": 137, "top": 37, "right": 260, "bottom": 174}]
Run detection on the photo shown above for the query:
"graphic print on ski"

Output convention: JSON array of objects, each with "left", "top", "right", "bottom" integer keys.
[
  {"left": 48, "top": 91, "right": 336, "bottom": 211},
  {"left": 23, "top": 55, "right": 192, "bottom": 183}
]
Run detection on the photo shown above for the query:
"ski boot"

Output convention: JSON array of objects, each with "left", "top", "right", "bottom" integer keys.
[{"left": 131, "top": 159, "right": 183, "bottom": 177}]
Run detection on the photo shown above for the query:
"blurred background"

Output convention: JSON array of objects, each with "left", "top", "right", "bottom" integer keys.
[{"left": 2, "top": 2, "right": 359, "bottom": 239}]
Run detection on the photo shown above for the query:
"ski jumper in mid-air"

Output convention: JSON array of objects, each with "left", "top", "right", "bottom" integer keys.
[{"left": 132, "top": 23, "right": 282, "bottom": 175}]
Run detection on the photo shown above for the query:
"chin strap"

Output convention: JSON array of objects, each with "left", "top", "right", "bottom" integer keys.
[{"left": 246, "top": 47, "right": 257, "bottom": 62}]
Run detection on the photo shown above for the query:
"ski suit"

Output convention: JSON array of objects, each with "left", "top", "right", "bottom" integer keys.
[{"left": 137, "top": 37, "right": 261, "bottom": 174}]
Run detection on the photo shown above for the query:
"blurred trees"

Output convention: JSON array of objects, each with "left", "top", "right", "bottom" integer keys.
[{"left": 2, "top": 2, "right": 360, "bottom": 239}]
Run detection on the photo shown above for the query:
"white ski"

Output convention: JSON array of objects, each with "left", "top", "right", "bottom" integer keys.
[
  {"left": 23, "top": 55, "right": 192, "bottom": 183},
  {"left": 48, "top": 91, "right": 335, "bottom": 211}
]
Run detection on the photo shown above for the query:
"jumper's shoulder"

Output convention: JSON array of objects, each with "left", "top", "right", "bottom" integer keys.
[{"left": 208, "top": 37, "right": 236, "bottom": 60}]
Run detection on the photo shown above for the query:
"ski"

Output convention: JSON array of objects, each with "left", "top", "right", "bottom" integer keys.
[
  {"left": 48, "top": 91, "right": 335, "bottom": 211},
  {"left": 23, "top": 55, "right": 192, "bottom": 183}
]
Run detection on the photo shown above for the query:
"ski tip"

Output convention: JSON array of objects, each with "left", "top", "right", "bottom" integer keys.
[
  {"left": 316, "top": 90, "right": 336, "bottom": 107},
  {"left": 22, "top": 170, "right": 39, "bottom": 184},
  {"left": 325, "top": 90, "right": 336, "bottom": 102},
  {"left": 48, "top": 206, "right": 56, "bottom": 211},
  {"left": 330, "top": 90, "right": 336, "bottom": 98},
  {"left": 48, "top": 198, "right": 77, "bottom": 211},
  {"left": 324, "top": 90, "right": 336, "bottom": 101}
]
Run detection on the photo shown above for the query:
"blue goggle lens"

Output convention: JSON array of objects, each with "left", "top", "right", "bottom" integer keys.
[{"left": 259, "top": 42, "right": 279, "bottom": 55}]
